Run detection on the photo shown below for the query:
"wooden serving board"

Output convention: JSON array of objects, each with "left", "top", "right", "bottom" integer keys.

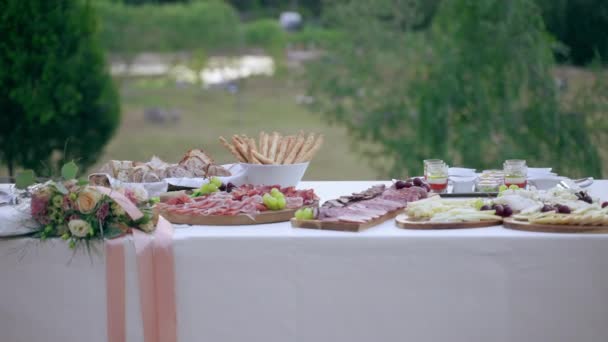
[
  {"left": 157, "top": 207, "right": 298, "bottom": 226},
  {"left": 503, "top": 217, "right": 608, "bottom": 234},
  {"left": 395, "top": 214, "right": 501, "bottom": 230},
  {"left": 290, "top": 210, "right": 402, "bottom": 232}
]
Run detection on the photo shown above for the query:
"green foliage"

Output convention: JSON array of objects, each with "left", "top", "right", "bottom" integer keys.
[
  {"left": 61, "top": 161, "right": 79, "bottom": 180},
  {"left": 306, "top": 0, "right": 602, "bottom": 178},
  {"left": 15, "top": 170, "right": 35, "bottom": 190},
  {"left": 535, "top": 0, "right": 608, "bottom": 65},
  {"left": 96, "top": 1, "right": 241, "bottom": 53},
  {"left": 0, "top": 0, "right": 120, "bottom": 176},
  {"left": 287, "top": 27, "right": 343, "bottom": 48},
  {"left": 243, "top": 19, "right": 286, "bottom": 52}
]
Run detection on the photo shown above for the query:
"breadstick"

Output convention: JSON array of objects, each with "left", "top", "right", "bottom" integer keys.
[
  {"left": 232, "top": 135, "right": 250, "bottom": 163},
  {"left": 297, "top": 134, "right": 324, "bottom": 162},
  {"left": 247, "top": 138, "right": 260, "bottom": 164},
  {"left": 253, "top": 150, "right": 275, "bottom": 165},
  {"left": 261, "top": 132, "right": 269, "bottom": 156},
  {"left": 219, "top": 136, "right": 246, "bottom": 162},
  {"left": 268, "top": 132, "right": 280, "bottom": 161},
  {"left": 275, "top": 137, "right": 289, "bottom": 164},
  {"left": 284, "top": 131, "right": 305, "bottom": 164},
  {"left": 295, "top": 133, "right": 315, "bottom": 162},
  {"left": 259, "top": 131, "right": 265, "bottom": 152}
]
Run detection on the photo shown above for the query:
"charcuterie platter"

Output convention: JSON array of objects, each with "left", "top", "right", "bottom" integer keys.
[
  {"left": 160, "top": 206, "right": 304, "bottom": 226},
  {"left": 291, "top": 179, "right": 431, "bottom": 232},
  {"left": 155, "top": 181, "right": 318, "bottom": 226}
]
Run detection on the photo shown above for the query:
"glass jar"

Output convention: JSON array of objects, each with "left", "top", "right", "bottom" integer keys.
[
  {"left": 423, "top": 159, "right": 444, "bottom": 180},
  {"left": 426, "top": 162, "right": 448, "bottom": 193},
  {"left": 503, "top": 160, "right": 527, "bottom": 188}
]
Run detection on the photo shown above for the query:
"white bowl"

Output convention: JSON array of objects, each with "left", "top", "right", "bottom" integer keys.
[{"left": 238, "top": 162, "right": 309, "bottom": 187}]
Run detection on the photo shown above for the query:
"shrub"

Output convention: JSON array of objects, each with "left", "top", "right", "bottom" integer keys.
[
  {"left": 0, "top": 0, "right": 120, "bottom": 176},
  {"left": 243, "top": 19, "right": 286, "bottom": 52},
  {"left": 306, "top": 0, "right": 602, "bottom": 178},
  {"left": 535, "top": 0, "right": 608, "bottom": 65},
  {"left": 96, "top": 1, "right": 241, "bottom": 53}
]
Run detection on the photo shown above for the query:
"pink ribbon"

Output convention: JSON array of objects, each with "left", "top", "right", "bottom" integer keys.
[
  {"left": 105, "top": 238, "right": 126, "bottom": 342},
  {"left": 102, "top": 187, "right": 177, "bottom": 342}
]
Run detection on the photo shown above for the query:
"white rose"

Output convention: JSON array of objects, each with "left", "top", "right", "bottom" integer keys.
[
  {"left": 68, "top": 219, "right": 91, "bottom": 238},
  {"left": 131, "top": 186, "right": 149, "bottom": 203}
]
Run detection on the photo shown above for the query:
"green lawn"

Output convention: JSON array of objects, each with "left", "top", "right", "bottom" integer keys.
[{"left": 93, "top": 75, "right": 380, "bottom": 180}]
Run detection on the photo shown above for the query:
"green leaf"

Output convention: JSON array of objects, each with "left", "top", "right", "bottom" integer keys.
[
  {"left": 61, "top": 161, "right": 79, "bottom": 180},
  {"left": 15, "top": 170, "right": 36, "bottom": 189},
  {"left": 104, "top": 224, "right": 125, "bottom": 239},
  {"left": 77, "top": 178, "right": 89, "bottom": 186}
]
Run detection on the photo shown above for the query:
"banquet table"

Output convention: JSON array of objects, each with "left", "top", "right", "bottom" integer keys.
[{"left": 2, "top": 180, "right": 608, "bottom": 342}]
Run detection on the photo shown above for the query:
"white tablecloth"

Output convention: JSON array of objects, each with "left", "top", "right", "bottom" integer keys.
[{"left": 2, "top": 181, "right": 608, "bottom": 342}]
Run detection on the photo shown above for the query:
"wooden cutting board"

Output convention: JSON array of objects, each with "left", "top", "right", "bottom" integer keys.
[
  {"left": 395, "top": 214, "right": 501, "bottom": 230},
  {"left": 503, "top": 217, "right": 608, "bottom": 234},
  {"left": 157, "top": 207, "right": 298, "bottom": 226},
  {"left": 291, "top": 210, "right": 402, "bottom": 232}
]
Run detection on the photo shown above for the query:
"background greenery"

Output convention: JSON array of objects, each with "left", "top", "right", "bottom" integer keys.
[
  {"left": 0, "top": 0, "right": 119, "bottom": 176},
  {"left": 0, "top": 0, "right": 606, "bottom": 179}
]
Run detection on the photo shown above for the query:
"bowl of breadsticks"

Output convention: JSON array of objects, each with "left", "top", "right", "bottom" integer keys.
[{"left": 219, "top": 131, "right": 323, "bottom": 187}]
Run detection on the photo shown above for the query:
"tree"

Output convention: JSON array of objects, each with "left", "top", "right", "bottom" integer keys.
[
  {"left": 0, "top": 0, "right": 120, "bottom": 176},
  {"left": 306, "top": 0, "right": 602, "bottom": 178}
]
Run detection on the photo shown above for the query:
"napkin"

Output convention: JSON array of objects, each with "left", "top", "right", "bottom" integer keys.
[{"left": 449, "top": 167, "right": 477, "bottom": 177}]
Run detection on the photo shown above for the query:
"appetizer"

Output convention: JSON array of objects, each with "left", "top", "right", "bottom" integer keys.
[
  {"left": 405, "top": 196, "right": 503, "bottom": 223},
  {"left": 299, "top": 179, "right": 429, "bottom": 224},
  {"left": 156, "top": 183, "right": 318, "bottom": 217},
  {"left": 96, "top": 149, "right": 230, "bottom": 183},
  {"left": 497, "top": 187, "right": 608, "bottom": 226},
  {"left": 219, "top": 131, "right": 323, "bottom": 165}
]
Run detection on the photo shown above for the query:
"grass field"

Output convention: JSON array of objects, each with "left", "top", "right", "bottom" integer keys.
[{"left": 93, "top": 75, "right": 380, "bottom": 180}]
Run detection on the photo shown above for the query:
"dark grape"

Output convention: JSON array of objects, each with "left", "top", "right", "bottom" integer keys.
[
  {"left": 491, "top": 203, "right": 497, "bottom": 209},
  {"left": 540, "top": 204, "right": 554, "bottom": 212},
  {"left": 413, "top": 178, "right": 423, "bottom": 186},
  {"left": 404, "top": 182, "right": 413, "bottom": 188},
  {"left": 583, "top": 196, "right": 593, "bottom": 204},
  {"left": 423, "top": 184, "right": 430, "bottom": 192},
  {"left": 219, "top": 184, "right": 227, "bottom": 192},
  {"left": 556, "top": 205, "right": 571, "bottom": 214},
  {"left": 480, "top": 205, "right": 491, "bottom": 211},
  {"left": 395, "top": 181, "right": 406, "bottom": 189},
  {"left": 494, "top": 204, "right": 504, "bottom": 217},
  {"left": 502, "top": 205, "right": 513, "bottom": 217},
  {"left": 602, "top": 202, "right": 608, "bottom": 208}
]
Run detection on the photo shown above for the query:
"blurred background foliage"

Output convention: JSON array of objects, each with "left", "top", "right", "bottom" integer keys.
[
  {"left": 306, "top": 0, "right": 605, "bottom": 178},
  {"left": 0, "top": 0, "right": 606, "bottom": 179},
  {"left": 0, "top": 0, "right": 119, "bottom": 177}
]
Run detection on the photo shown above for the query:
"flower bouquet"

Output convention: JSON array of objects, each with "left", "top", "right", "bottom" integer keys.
[{"left": 17, "top": 162, "right": 157, "bottom": 249}]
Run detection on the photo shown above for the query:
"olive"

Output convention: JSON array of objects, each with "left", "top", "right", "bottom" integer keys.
[
  {"left": 602, "top": 202, "right": 608, "bottom": 208},
  {"left": 494, "top": 204, "right": 504, "bottom": 216},
  {"left": 413, "top": 178, "right": 423, "bottom": 186},
  {"left": 395, "top": 181, "right": 406, "bottom": 189},
  {"left": 502, "top": 205, "right": 513, "bottom": 217},
  {"left": 404, "top": 182, "right": 413, "bottom": 188},
  {"left": 540, "top": 204, "right": 554, "bottom": 212},
  {"left": 556, "top": 205, "right": 571, "bottom": 214},
  {"left": 480, "top": 205, "right": 491, "bottom": 211}
]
